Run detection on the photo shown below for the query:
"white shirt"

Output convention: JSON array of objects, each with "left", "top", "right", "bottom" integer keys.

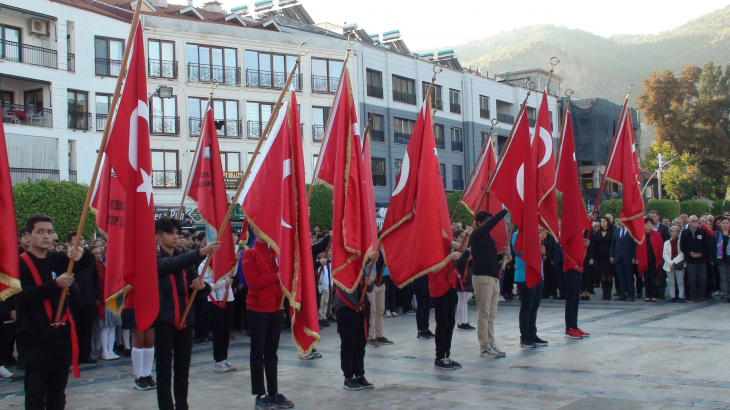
[
  {"left": 201, "top": 246, "right": 238, "bottom": 302},
  {"left": 318, "top": 262, "right": 331, "bottom": 293}
]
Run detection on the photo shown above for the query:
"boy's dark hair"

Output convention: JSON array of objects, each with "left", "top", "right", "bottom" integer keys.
[
  {"left": 25, "top": 214, "right": 53, "bottom": 233},
  {"left": 17, "top": 228, "right": 28, "bottom": 238},
  {"left": 67, "top": 230, "right": 79, "bottom": 243},
  {"left": 180, "top": 231, "right": 192, "bottom": 239},
  {"left": 475, "top": 211, "right": 492, "bottom": 223},
  {"left": 155, "top": 217, "right": 182, "bottom": 234},
  {"left": 644, "top": 216, "right": 653, "bottom": 224},
  {"left": 195, "top": 231, "right": 206, "bottom": 242},
  {"left": 454, "top": 229, "right": 465, "bottom": 238}
]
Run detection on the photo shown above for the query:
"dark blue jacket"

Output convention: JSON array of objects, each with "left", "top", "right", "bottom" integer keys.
[{"left": 610, "top": 227, "right": 636, "bottom": 263}]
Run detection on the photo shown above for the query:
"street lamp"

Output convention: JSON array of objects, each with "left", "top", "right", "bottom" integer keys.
[
  {"left": 642, "top": 152, "right": 677, "bottom": 198},
  {"left": 150, "top": 85, "right": 173, "bottom": 99}
]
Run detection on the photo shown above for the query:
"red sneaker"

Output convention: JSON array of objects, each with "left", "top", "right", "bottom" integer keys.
[
  {"left": 564, "top": 329, "right": 582, "bottom": 339},
  {"left": 576, "top": 328, "right": 590, "bottom": 337}
]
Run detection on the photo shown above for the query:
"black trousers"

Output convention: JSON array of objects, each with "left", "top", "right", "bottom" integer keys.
[
  {"left": 517, "top": 280, "right": 544, "bottom": 339},
  {"left": 503, "top": 267, "right": 515, "bottom": 297},
  {"left": 543, "top": 265, "right": 557, "bottom": 297},
  {"left": 643, "top": 266, "right": 657, "bottom": 298},
  {"left": 615, "top": 261, "right": 635, "bottom": 297},
  {"left": 210, "top": 302, "right": 233, "bottom": 362},
  {"left": 634, "top": 265, "right": 643, "bottom": 295},
  {"left": 194, "top": 298, "right": 209, "bottom": 340},
  {"left": 337, "top": 306, "right": 366, "bottom": 379},
  {"left": 555, "top": 262, "right": 565, "bottom": 297},
  {"left": 70, "top": 306, "right": 96, "bottom": 360},
  {"left": 413, "top": 275, "right": 431, "bottom": 332},
  {"left": 397, "top": 284, "right": 413, "bottom": 313},
  {"left": 564, "top": 270, "right": 581, "bottom": 331},
  {"left": 232, "top": 288, "right": 249, "bottom": 331},
  {"left": 383, "top": 276, "right": 397, "bottom": 313},
  {"left": 247, "top": 309, "right": 282, "bottom": 396},
  {"left": 0, "top": 321, "right": 15, "bottom": 367},
  {"left": 154, "top": 323, "right": 193, "bottom": 410},
  {"left": 432, "top": 289, "right": 456, "bottom": 360},
  {"left": 22, "top": 337, "right": 72, "bottom": 410}
]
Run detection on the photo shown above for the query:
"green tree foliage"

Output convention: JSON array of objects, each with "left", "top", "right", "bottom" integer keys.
[
  {"left": 680, "top": 200, "right": 711, "bottom": 216},
  {"left": 643, "top": 140, "right": 677, "bottom": 171},
  {"left": 446, "top": 191, "right": 473, "bottom": 227},
  {"left": 598, "top": 199, "right": 623, "bottom": 220},
  {"left": 12, "top": 180, "right": 96, "bottom": 238},
  {"left": 661, "top": 154, "right": 719, "bottom": 201},
  {"left": 306, "top": 184, "right": 333, "bottom": 231},
  {"left": 711, "top": 200, "right": 730, "bottom": 215},
  {"left": 646, "top": 199, "right": 681, "bottom": 221}
]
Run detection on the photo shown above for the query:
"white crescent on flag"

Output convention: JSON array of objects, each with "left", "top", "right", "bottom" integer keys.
[{"left": 392, "top": 152, "right": 410, "bottom": 196}]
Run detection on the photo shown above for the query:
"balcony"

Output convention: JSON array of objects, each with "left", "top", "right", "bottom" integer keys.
[
  {"left": 529, "top": 118, "right": 537, "bottom": 127},
  {"left": 69, "top": 170, "right": 77, "bottom": 182},
  {"left": 451, "top": 140, "right": 463, "bottom": 152},
  {"left": 245, "top": 69, "right": 303, "bottom": 91},
  {"left": 497, "top": 113, "right": 514, "bottom": 124},
  {"left": 452, "top": 179, "right": 464, "bottom": 190},
  {"left": 480, "top": 109, "right": 490, "bottom": 119},
  {"left": 435, "top": 138, "right": 446, "bottom": 150},
  {"left": 151, "top": 170, "right": 181, "bottom": 188},
  {"left": 0, "top": 40, "right": 58, "bottom": 69},
  {"left": 151, "top": 116, "right": 180, "bottom": 135},
  {"left": 311, "top": 75, "right": 339, "bottom": 93},
  {"left": 394, "top": 132, "right": 410, "bottom": 145},
  {"left": 450, "top": 103, "right": 461, "bottom": 114},
  {"left": 9, "top": 168, "right": 60, "bottom": 185},
  {"left": 312, "top": 125, "right": 325, "bottom": 142},
  {"left": 96, "top": 114, "right": 108, "bottom": 131},
  {"left": 95, "top": 58, "right": 122, "bottom": 77},
  {"left": 246, "top": 120, "right": 262, "bottom": 139},
  {"left": 187, "top": 63, "right": 241, "bottom": 86},
  {"left": 393, "top": 90, "right": 416, "bottom": 105},
  {"left": 67, "top": 53, "right": 75, "bottom": 73},
  {"left": 372, "top": 175, "right": 386, "bottom": 187},
  {"left": 367, "top": 84, "right": 383, "bottom": 99},
  {"left": 370, "top": 129, "right": 384, "bottom": 142},
  {"left": 189, "top": 117, "right": 241, "bottom": 138},
  {"left": 148, "top": 59, "right": 178, "bottom": 79},
  {"left": 1, "top": 103, "right": 52, "bottom": 128},
  {"left": 68, "top": 112, "right": 91, "bottom": 130}
]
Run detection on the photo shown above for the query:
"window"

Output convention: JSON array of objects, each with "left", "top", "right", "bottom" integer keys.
[
  {"left": 451, "top": 128, "right": 463, "bottom": 152},
  {"left": 312, "top": 106, "right": 330, "bottom": 142},
  {"left": 186, "top": 44, "right": 239, "bottom": 86},
  {"left": 479, "top": 95, "right": 490, "bottom": 119},
  {"left": 68, "top": 90, "right": 89, "bottom": 130},
  {"left": 95, "top": 36, "right": 124, "bottom": 76},
  {"left": 392, "top": 75, "right": 416, "bottom": 105},
  {"left": 371, "top": 157, "right": 386, "bottom": 187},
  {"left": 244, "top": 51, "right": 302, "bottom": 90},
  {"left": 452, "top": 165, "right": 463, "bottom": 190},
  {"left": 422, "top": 82, "right": 442, "bottom": 110},
  {"left": 148, "top": 39, "right": 176, "bottom": 79},
  {"left": 394, "top": 117, "right": 415, "bottom": 145},
  {"left": 395, "top": 159, "right": 403, "bottom": 174},
  {"left": 481, "top": 131, "right": 490, "bottom": 147},
  {"left": 311, "top": 58, "right": 343, "bottom": 93},
  {"left": 219, "top": 152, "right": 241, "bottom": 189},
  {"left": 366, "top": 69, "right": 383, "bottom": 99},
  {"left": 549, "top": 110, "right": 554, "bottom": 130},
  {"left": 0, "top": 25, "right": 21, "bottom": 61},
  {"left": 188, "top": 98, "right": 240, "bottom": 138},
  {"left": 95, "top": 93, "right": 111, "bottom": 131},
  {"left": 370, "top": 114, "right": 384, "bottom": 142},
  {"left": 151, "top": 149, "right": 180, "bottom": 188},
  {"left": 449, "top": 89, "right": 461, "bottom": 114},
  {"left": 312, "top": 154, "right": 319, "bottom": 172},
  {"left": 526, "top": 107, "right": 537, "bottom": 127},
  {"left": 245, "top": 101, "right": 274, "bottom": 139},
  {"left": 24, "top": 89, "right": 43, "bottom": 115},
  {"left": 434, "top": 124, "right": 445, "bottom": 149},
  {"left": 150, "top": 95, "right": 178, "bottom": 135},
  {"left": 440, "top": 163, "right": 446, "bottom": 188}
]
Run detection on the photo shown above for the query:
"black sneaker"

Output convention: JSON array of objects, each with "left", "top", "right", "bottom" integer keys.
[
  {"left": 448, "top": 358, "right": 462, "bottom": 369},
  {"left": 417, "top": 331, "right": 429, "bottom": 339},
  {"left": 457, "top": 323, "right": 466, "bottom": 331},
  {"left": 343, "top": 377, "right": 363, "bottom": 390},
  {"left": 196, "top": 338, "right": 208, "bottom": 345},
  {"left": 255, "top": 395, "right": 275, "bottom": 410},
  {"left": 667, "top": 298, "right": 676, "bottom": 303},
  {"left": 145, "top": 375, "right": 157, "bottom": 389},
  {"left": 375, "top": 337, "right": 394, "bottom": 345},
  {"left": 434, "top": 358, "right": 455, "bottom": 370},
  {"left": 465, "top": 323, "right": 476, "bottom": 330},
  {"left": 520, "top": 338, "right": 536, "bottom": 348},
  {"left": 532, "top": 336, "right": 549, "bottom": 346},
  {"left": 356, "top": 376, "right": 374, "bottom": 389},
  {"left": 134, "top": 377, "right": 150, "bottom": 390},
  {"left": 424, "top": 329, "right": 436, "bottom": 337},
  {"left": 269, "top": 392, "right": 295, "bottom": 409}
]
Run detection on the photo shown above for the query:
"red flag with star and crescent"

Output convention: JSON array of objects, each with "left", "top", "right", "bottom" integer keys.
[
  {"left": 0, "top": 121, "right": 20, "bottom": 300},
  {"left": 97, "top": 21, "right": 158, "bottom": 332},
  {"left": 533, "top": 92, "right": 559, "bottom": 240}
]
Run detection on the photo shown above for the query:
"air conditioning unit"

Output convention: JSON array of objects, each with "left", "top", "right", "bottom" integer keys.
[{"left": 30, "top": 19, "right": 49, "bottom": 35}]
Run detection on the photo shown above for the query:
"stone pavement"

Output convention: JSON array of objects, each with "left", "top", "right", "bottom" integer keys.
[{"left": 1, "top": 297, "right": 729, "bottom": 410}]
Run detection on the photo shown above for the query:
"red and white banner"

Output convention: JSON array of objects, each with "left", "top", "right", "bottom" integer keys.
[{"left": 0, "top": 121, "right": 20, "bottom": 300}]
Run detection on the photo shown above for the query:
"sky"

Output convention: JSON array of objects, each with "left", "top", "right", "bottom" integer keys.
[{"left": 199, "top": 0, "right": 730, "bottom": 50}]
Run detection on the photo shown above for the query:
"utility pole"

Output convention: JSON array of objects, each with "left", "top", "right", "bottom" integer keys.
[{"left": 657, "top": 153, "right": 663, "bottom": 199}]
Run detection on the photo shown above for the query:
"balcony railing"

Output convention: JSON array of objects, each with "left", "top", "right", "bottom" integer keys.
[
  {"left": 96, "top": 114, "right": 108, "bottom": 131},
  {"left": 371, "top": 129, "right": 385, "bottom": 142},
  {"left": 0, "top": 40, "right": 58, "bottom": 69},
  {"left": 187, "top": 63, "right": 241, "bottom": 86},
  {"left": 189, "top": 117, "right": 241, "bottom": 138},
  {"left": 435, "top": 138, "right": 446, "bottom": 150},
  {"left": 312, "top": 125, "right": 325, "bottom": 142},
  {"left": 69, "top": 111, "right": 91, "bottom": 130},
  {"left": 95, "top": 58, "right": 122, "bottom": 77},
  {"left": 151, "top": 116, "right": 179, "bottom": 135},
  {"left": 393, "top": 90, "right": 416, "bottom": 105},
  {"left": 247, "top": 120, "right": 262, "bottom": 139},
  {"left": 311, "top": 75, "right": 339, "bottom": 93},
  {"left": 67, "top": 53, "right": 75, "bottom": 72},
  {"left": 529, "top": 118, "right": 537, "bottom": 127},
  {"left": 372, "top": 175, "right": 386, "bottom": 187},
  {"left": 394, "top": 132, "right": 410, "bottom": 145},
  {"left": 480, "top": 109, "right": 490, "bottom": 119},
  {"left": 69, "top": 170, "right": 77, "bottom": 182},
  {"left": 151, "top": 170, "right": 181, "bottom": 188},
  {"left": 451, "top": 140, "right": 463, "bottom": 152},
  {"left": 450, "top": 103, "right": 461, "bottom": 114},
  {"left": 497, "top": 113, "right": 514, "bottom": 124},
  {"left": 1, "top": 103, "right": 52, "bottom": 128},
  {"left": 367, "top": 84, "right": 383, "bottom": 99},
  {"left": 452, "top": 179, "right": 464, "bottom": 190},
  {"left": 9, "top": 168, "right": 60, "bottom": 185},
  {"left": 149, "top": 59, "right": 178, "bottom": 79},
  {"left": 245, "top": 69, "right": 303, "bottom": 91}
]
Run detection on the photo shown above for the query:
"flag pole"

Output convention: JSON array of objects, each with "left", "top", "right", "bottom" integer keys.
[
  {"left": 177, "top": 81, "right": 218, "bottom": 221},
  {"left": 54, "top": 0, "right": 144, "bottom": 324},
  {"left": 307, "top": 33, "right": 357, "bottom": 203},
  {"left": 178, "top": 43, "right": 310, "bottom": 327}
]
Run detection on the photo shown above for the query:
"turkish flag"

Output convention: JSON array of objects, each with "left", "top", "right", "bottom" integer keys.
[
  {"left": 533, "top": 92, "right": 559, "bottom": 240},
  {"left": 556, "top": 104, "right": 591, "bottom": 272},
  {"left": 0, "top": 122, "right": 20, "bottom": 300},
  {"left": 238, "top": 91, "right": 319, "bottom": 355},
  {"left": 461, "top": 141, "right": 508, "bottom": 252},
  {"left": 380, "top": 98, "right": 452, "bottom": 288},
  {"left": 315, "top": 70, "right": 377, "bottom": 292},
  {"left": 99, "top": 22, "right": 158, "bottom": 332},
  {"left": 490, "top": 108, "right": 543, "bottom": 288},
  {"left": 603, "top": 100, "right": 645, "bottom": 244},
  {"left": 185, "top": 106, "right": 237, "bottom": 283}
]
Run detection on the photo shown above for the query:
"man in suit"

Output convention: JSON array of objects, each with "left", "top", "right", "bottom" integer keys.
[
  {"left": 649, "top": 211, "right": 670, "bottom": 242},
  {"left": 610, "top": 220, "right": 638, "bottom": 301}
]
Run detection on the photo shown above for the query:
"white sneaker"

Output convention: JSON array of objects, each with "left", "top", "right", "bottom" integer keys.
[
  {"left": 0, "top": 366, "right": 13, "bottom": 378},
  {"left": 498, "top": 295, "right": 506, "bottom": 302},
  {"left": 491, "top": 343, "right": 506, "bottom": 357},
  {"left": 101, "top": 351, "right": 119, "bottom": 361},
  {"left": 385, "top": 310, "right": 393, "bottom": 318},
  {"left": 224, "top": 359, "right": 237, "bottom": 370},
  {"left": 214, "top": 362, "right": 232, "bottom": 372}
]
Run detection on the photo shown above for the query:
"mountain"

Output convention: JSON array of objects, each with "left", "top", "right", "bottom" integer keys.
[{"left": 425, "top": 5, "right": 730, "bottom": 105}]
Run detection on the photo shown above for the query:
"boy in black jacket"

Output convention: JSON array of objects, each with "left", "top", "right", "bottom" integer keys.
[{"left": 154, "top": 217, "right": 219, "bottom": 410}]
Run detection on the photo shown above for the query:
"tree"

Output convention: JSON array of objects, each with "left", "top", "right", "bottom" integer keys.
[
  {"left": 661, "top": 153, "right": 719, "bottom": 201},
  {"left": 643, "top": 140, "right": 676, "bottom": 171}
]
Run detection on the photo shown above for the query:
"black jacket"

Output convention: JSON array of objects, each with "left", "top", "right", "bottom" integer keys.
[
  {"left": 655, "top": 224, "right": 670, "bottom": 243},
  {"left": 70, "top": 258, "right": 101, "bottom": 310},
  {"left": 156, "top": 247, "right": 210, "bottom": 327},
  {"left": 470, "top": 209, "right": 508, "bottom": 278},
  {"left": 680, "top": 227, "right": 710, "bottom": 265}
]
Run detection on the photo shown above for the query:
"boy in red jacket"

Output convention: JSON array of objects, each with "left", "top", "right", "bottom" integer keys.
[{"left": 242, "top": 236, "right": 294, "bottom": 410}]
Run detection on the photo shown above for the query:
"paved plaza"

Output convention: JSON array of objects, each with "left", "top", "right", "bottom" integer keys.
[{"left": 0, "top": 297, "right": 728, "bottom": 409}]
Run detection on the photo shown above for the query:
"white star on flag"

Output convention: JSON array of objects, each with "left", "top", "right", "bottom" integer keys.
[{"left": 137, "top": 169, "right": 153, "bottom": 206}]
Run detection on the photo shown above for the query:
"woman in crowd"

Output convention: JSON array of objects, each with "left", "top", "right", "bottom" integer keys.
[
  {"left": 453, "top": 230, "right": 475, "bottom": 331},
  {"left": 663, "top": 225, "right": 685, "bottom": 303},
  {"left": 709, "top": 216, "right": 730, "bottom": 303},
  {"left": 590, "top": 217, "right": 614, "bottom": 300}
]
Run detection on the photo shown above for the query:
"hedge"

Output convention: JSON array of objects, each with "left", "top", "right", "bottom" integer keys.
[
  {"left": 680, "top": 200, "right": 711, "bottom": 217},
  {"left": 646, "top": 199, "right": 680, "bottom": 221},
  {"left": 446, "top": 191, "right": 473, "bottom": 227},
  {"left": 13, "top": 179, "right": 97, "bottom": 239},
  {"left": 711, "top": 200, "right": 730, "bottom": 215},
  {"left": 598, "top": 199, "right": 623, "bottom": 220},
  {"left": 307, "top": 184, "right": 334, "bottom": 230}
]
